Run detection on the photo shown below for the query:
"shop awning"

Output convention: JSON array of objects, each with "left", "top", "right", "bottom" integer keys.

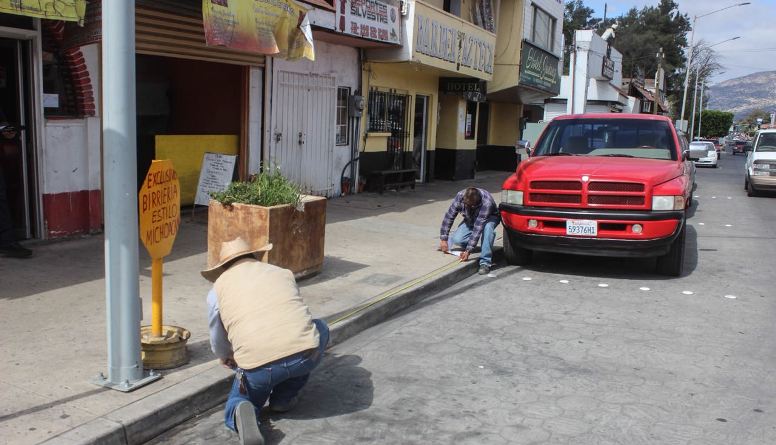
[{"left": 0, "top": 0, "right": 86, "bottom": 24}]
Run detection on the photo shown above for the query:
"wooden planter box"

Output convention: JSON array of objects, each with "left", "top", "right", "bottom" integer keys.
[{"left": 207, "top": 195, "right": 326, "bottom": 279}]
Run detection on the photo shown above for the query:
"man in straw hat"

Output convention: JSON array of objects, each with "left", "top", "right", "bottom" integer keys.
[{"left": 203, "top": 237, "right": 329, "bottom": 445}]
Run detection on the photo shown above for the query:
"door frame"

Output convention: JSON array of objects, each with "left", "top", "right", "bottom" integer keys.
[
  {"left": 414, "top": 94, "right": 429, "bottom": 182},
  {"left": 0, "top": 22, "right": 44, "bottom": 239}
]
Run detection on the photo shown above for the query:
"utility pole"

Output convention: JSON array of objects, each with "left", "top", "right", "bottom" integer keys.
[
  {"left": 697, "top": 81, "right": 706, "bottom": 138},
  {"left": 96, "top": 0, "right": 160, "bottom": 392},
  {"left": 690, "top": 69, "right": 700, "bottom": 141},
  {"left": 653, "top": 47, "right": 664, "bottom": 115}
]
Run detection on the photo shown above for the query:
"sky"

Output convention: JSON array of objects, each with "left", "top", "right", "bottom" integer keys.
[{"left": 581, "top": 0, "right": 776, "bottom": 85}]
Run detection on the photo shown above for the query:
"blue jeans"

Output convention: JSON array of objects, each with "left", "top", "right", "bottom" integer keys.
[
  {"left": 449, "top": 218, "right": 500, "bottom": 267},
  {"left": 224, "top": 319, "right": 330, "bottom": 431}
]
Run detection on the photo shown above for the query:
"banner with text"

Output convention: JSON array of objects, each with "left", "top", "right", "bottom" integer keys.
[
  {"left": 0, "top": 0, "right": 86, "bottom": 24},
  {"left": 202, "top": 0, "right": 315, "bottom": 61},
  {"left": 412, "top": 2, "right": 495, "bottom": 81},
  {"left": 336, "top": 0, "right": 401, "bottom": 45}
]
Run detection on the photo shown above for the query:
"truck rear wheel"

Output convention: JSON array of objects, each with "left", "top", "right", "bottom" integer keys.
[
  {"left": 655, "top": 224, "right": 685, "bottom": 277},
  {"left": 503, "top": 230, "right": 532, "bottom": 266}
]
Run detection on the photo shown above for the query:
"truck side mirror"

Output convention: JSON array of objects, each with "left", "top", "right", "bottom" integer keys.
[{"left": 517, "top": 139, "right": 532, "bottom": 157}]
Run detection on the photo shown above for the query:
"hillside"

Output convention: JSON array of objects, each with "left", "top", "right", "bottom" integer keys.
[{"left": 706, "top": 71, "right": 776, "bottom": 120}]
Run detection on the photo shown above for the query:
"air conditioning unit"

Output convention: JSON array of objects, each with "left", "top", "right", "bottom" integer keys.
[{"left": 349, "top": 95, "right": 365, "bottom": 117}]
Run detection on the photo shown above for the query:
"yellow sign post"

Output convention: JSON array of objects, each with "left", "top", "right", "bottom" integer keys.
[
  {"left": 139, "top": 160, "right": 181, "bottom": 336},
  {"left": 138, "top": 160, "right": 190, "bottom": 369}
]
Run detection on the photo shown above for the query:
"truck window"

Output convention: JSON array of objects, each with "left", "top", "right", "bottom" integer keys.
[{"left": 535, "top": 119, "right": 678, "bottom": 160}]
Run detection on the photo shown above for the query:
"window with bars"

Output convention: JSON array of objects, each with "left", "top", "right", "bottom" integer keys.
[
  {"left": 367, "top": 88, "right": 412, "bottom": 170},
  {"left": 336, "top": 87, "right": 350, "bottom": 145}
]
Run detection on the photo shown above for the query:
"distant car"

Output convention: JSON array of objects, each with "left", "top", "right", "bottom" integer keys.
[
  {"left": 690, "top": 141, "right": 718, "bottom": 168},
  {"left": 732, "top": 140, "right": 747, "bottom": 155},
  {"left": 745, "top": 129, "right": 776, "bottom": 196}
]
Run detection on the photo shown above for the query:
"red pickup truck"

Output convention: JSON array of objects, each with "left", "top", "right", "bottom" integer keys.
[{"left": 499, "top": 114, "right": 697, "bottom": 276}]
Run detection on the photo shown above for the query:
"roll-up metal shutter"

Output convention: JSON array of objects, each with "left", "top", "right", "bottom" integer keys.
[{"left": 135, "top": 6, "right": 265, "bottom": 67}]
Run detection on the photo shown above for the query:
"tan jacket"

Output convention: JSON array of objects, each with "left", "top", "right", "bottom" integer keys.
[{"left": 214, "top": 259, "right": 319, "bottom": 369}]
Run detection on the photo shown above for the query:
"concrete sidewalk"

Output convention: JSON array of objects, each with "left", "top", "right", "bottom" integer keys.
[{"left": 0, "top": 172, "right": 507, "bottom": 445}]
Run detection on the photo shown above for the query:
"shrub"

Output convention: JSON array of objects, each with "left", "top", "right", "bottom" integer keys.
[{"left": 210, "top": 167, "right": 301, "bottom": 207}]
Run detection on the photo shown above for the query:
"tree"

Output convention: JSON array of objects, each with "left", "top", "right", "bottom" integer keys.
[
  {"left": 739, "top": 108, "right": 771, "bottom": 133},
  {"left": 563, "top": 0, "right": 595, "bottom": 74},
  {"left": 699, "top": 110, "right": 733, "bottom": 138},
  {"left": 585, "top": 0, "right": 691, "bottom": 114}
]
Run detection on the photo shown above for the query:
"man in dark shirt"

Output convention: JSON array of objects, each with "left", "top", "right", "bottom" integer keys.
[{"left": 439, "top": 187, "right": 500, "bottom": 275}]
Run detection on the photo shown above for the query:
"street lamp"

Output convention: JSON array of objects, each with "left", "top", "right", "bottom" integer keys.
[
  {"left": 690, "top": 36, "right": 740, "bottom": 140},
  {"left": 679, "top": 2, "right": 750, "bottom": 128}
]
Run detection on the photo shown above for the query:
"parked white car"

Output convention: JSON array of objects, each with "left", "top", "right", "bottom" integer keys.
[
  {"left": 690, "top": 141, "right": 718, "bottom": 168},
  {"left": 745, "top": 129, "right": 776, "bottom": 196}
]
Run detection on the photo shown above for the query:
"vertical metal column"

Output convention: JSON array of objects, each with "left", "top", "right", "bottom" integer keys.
[{"left": 96, "top": 0, "right": 160, "bottom": 392}]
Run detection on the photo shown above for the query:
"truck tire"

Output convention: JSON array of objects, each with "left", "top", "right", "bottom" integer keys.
[
  {"left": 655, "top": 224, "right": 685, "bottom": 277},
  {"left": 503, "top": 230, "right": 532, "bottom": 266}
]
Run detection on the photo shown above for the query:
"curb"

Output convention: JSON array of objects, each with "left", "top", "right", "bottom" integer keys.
[{"left": 42, "top": 250, "right": 499, "bottom": 445}]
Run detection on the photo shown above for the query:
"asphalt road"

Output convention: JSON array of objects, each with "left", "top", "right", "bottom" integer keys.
[{"left": 148, "top": 152, "right": 776, "bottom": 445}]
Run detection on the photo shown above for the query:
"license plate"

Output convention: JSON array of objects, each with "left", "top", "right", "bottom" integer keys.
[{"left": 566, "top": 219, "right": 597, "bottom": 236}]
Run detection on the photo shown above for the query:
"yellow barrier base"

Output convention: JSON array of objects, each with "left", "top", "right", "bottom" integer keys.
[{"left": 140, "top": 325, "right": 191, "bottom": 370}]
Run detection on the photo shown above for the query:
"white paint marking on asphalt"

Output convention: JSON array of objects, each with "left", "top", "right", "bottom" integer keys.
[
  {"left": 598, "top": 283, "right": 609, "bottom": 288},
  {"left": 699, "top": 223, "right": 705, "bottom": 226},
  {"left": 522, "top": 277, "right": 532, "bottom": 281},
  {"left": 682, "top": 291, "right": 694, "bottom": 295},
  {"left": 478, "top": 365, "right": 485, "bottom": 369},
  {"left": 640, "top": 287, "right": 650, "bottom": 291},
  {"left": 724, "top": 295, "right": 737, "bottom": 299},
  {"left": 712, "top": 196, "right": 717, "bottom": 199},
  {"left": 559, "top": 279, "right": 569, "bottom": 284},
  {"left": 727, "top": 197, "right": 732, "bottom": 200},
  {"left": 487, "top": 273, "right": 497, "bottom": 278},
  {"left": 695, "top": 195, "right": 700, "bottom": 198}
]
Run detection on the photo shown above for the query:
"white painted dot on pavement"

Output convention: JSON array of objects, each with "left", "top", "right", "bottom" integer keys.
[
  {"left": 694, "top": 195, "right": 701, "bottom": 198},
  {"left": 478, "top": 365, "right": 485, "bottom": 369},
  {"left": 487, "top": 273, "right": 497, "bottom": 278},
  {"left": 698, "top": 223, "right": 705, "bottom": 226},
  {"left": 724, "top": 295, "right": 737, "bottom": 299},
  {"left": 712, "top": 196, "right": 717, "bottom": 199},
  {"left": 640, "top": 287, "right": 650, "bottom": 291},
  {"left": 598, "top": 283, "right": 609, "bottom": 288},
  {"left": 559, "top": 279, "right": 570, "bottom": 284},
  {"left": 727, "top": 197, "right": 732, "bottom": 200},
  {"left": 682, "top": 291, "right": 694, "bottom": 295},
  {"left": 522, "top": 277, "right": 532, "bottom": 281},
  {"left": 725, "top": 224, "right": 732, "bottom": 227}
]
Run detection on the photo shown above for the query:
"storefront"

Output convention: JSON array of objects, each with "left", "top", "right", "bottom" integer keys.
[{"left": 363, "top": 0, "right": 496, "bottom": 184}]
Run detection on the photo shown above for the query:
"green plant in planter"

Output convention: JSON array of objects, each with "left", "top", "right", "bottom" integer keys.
[{"left": 210, "top": 167, "right": 301, "bottom": 207}]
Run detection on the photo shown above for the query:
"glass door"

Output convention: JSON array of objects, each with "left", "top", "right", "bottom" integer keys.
[{"left": 413, "top": 95, "right": 429, "bottom": 182}]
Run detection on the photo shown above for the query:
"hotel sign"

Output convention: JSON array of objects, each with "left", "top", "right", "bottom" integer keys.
[
  {"left": 337, "top": 0, "right": 401, "bottom": 45},
  {"left": 413, "top": 2, "right": 495, "bottom": 81},
  {"left": 518, "top": 40, "right": 561, "bottom": 95}
]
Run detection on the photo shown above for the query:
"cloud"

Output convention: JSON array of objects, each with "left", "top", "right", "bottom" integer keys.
[{"left": 580, "top": 0, "right": 775, "bottom": 83}]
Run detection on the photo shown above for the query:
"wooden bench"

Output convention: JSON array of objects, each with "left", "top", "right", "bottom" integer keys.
[{"left": 368, "top": 169, "right": 416, "bottom": 194}]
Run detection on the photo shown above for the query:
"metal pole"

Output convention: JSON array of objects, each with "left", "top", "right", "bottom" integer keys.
[
  {"left": 698, "top": 81, "right": 705, "bottom": 138},
  {"left": 679, "top": 16, "right": 696, "bottom": 126},
  {"left": 97, "top": 0, "right": 160, "bottom": 392},
  {"left": 690, "top": 70, "right": 699, "bottom": 141}
]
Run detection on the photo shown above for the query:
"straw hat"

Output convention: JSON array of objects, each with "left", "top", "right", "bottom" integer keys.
[{"left": 201, "top": 237, "right": 273, "bottom": 282}]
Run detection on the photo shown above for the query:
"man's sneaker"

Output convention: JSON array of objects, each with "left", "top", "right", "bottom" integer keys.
[
  {"left": 478, "top": 264, "right": 491, "bottom": 275},
  {"left": 269, "top": 395, "right": 299, "bottom": 413},
  {"left": 0, "top": 242, "right": 32, "bottom": 258},
  {"left": 235, "top": 401, "right": 264, "bottom": 445}
]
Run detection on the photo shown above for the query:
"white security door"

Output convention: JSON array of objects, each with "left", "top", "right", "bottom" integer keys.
[{"left": 270, "top": 71, "right": 336, "bottom": 196}]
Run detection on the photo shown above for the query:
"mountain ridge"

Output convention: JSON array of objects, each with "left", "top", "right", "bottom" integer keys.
[{"left": 706, "top": 71, "right": 776, "bottom": 120}]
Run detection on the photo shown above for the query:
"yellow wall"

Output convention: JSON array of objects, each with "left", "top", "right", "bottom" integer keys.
[
  {"left": 489, "top": 0, "right": 524, "bottom": 94},
  {"left": 361, "top": 62, "right": 440, "bottom": 153},
  {"left": 155, "top": 135, "right": 239, "bottom": 205},
  {"left": 488, "top": 102, "right": 522, "bottom": 146},
  {"left": 437, "top": 96, "right": 478, "bottom": 150}
]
